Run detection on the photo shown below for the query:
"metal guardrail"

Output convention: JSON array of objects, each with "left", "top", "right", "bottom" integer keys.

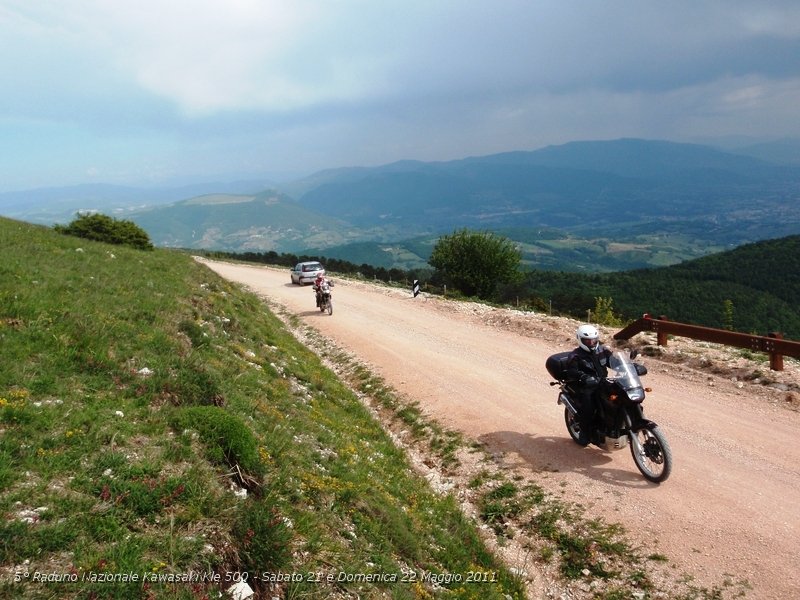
[{"left": 614, "top": 314, "right": 800, "bottom": 371}]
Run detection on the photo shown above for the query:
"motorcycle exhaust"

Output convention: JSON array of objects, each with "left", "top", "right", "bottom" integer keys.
[{"left": 557, "top": 392, "right": 578, "bottom": 415}]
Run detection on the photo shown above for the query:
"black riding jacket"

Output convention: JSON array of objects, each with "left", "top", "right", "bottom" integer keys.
[{"left": 565, "top": 345, "right": 613, "bottom": 384}]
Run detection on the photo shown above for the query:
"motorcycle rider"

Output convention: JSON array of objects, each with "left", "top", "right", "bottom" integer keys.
[
  {"left": 565, "top": 324, "right": 613, "bottom": 446},
  {"left": 313, "top": 273, "right": 329, "bottom": 307}
]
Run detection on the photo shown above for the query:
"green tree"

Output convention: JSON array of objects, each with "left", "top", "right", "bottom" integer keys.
[
  {"left": 593, "top": 296, "right": 623, "bottom": 327},
  {"left": 428, "top": 228, "right": 522, "bottom": 299},
  {"left": 54, "top": 212, "right": 154, "bottom": 250},
  {"left": 722, "top": 299, "right": 734, "bottom": 331}
]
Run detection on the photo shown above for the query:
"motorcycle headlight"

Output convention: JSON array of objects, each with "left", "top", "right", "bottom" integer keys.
[{"left": 628, "top": 387, "right": 645, "bottom": 402}]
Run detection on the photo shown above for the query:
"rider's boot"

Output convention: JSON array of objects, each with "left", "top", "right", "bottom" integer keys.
[
  {"left": 576, "top": 395, "right": 594, "bottom": 446},
  {"left": 576, "top": 414, "right": 592, "bottom": 446}
]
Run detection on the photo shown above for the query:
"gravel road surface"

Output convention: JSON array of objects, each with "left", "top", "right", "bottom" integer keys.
[{"left": 200, "top": 259, "right": 800, "bottom": 599}]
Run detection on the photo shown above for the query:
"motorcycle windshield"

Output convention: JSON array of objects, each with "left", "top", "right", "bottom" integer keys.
[{"left": 608, "top": 351, "right": 645, "bottom": 401}]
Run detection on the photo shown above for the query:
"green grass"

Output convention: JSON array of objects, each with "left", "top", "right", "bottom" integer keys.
[
  {"left": 0, "top": 217, "right": 753, "bottom": 600},
  {"left": 0, "top": 217, "right": 524, "bottom": 599}
]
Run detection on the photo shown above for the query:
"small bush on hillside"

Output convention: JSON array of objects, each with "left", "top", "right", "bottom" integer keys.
[
  {"left": 174, "top": 406, "right": 264, "bottom": 482},
  {"left": 179, "top": 319, "right": 210, "bottom": 348},
  {"left": 54, "top": 212, "right": 153, "bottom": 250},
  {"left": 165, "top": 359, "right": 225, "bottom": 407}
]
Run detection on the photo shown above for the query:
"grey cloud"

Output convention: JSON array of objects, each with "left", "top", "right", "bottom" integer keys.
[{"left": 2, "top": 0, "right": 800, "bottom": 192}]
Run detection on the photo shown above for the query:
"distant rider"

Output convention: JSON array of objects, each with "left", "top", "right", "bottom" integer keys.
[
  {"left": 564, "top": 324, "right": 613, "bottom": 446},
  {"left": 313, "top": 273, "right": 328, "bottom": 307}
]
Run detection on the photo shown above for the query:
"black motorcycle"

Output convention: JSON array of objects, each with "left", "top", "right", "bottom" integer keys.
[{"left": 546, "top": 349, "right": 672, "bottom": 483}]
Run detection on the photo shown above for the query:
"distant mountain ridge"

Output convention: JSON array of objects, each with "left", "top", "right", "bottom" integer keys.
[
  {"left": 730, "top": 138, "right": 800, "bottom": 166},
  {"left": 3, "top": 138, "right": 799, "bottom": 271},
  {"left": 288, "top": 138, "right": 800, "bottom": 236},
  {"left": 285, "top": 139, "right": 800, "bottom": 269},
  {"left": 473, "top": 138, "right": 785, "bottom": 180}
]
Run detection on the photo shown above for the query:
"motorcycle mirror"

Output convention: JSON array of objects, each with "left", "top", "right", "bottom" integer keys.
[{"left": 629, "top": 348, "right": 639, "bottom": 360}]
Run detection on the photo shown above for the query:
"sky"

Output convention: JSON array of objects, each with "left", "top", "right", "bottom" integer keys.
[{"left": 2, "top": 0, "right": 800, "bottom": 192}]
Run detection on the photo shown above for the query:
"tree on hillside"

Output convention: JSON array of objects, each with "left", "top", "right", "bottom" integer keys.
[
  {"left": 428, "top": 228, "right": 522, "bottom": 299},
  {"left": 593, "top": 296, "right": 624, "bottom": 327},
  {"left": 54, "top": 213, "right": 154, "bottom": 250},
  {"left": 722, "top": 299, "right": 735, "bottom": 331}
]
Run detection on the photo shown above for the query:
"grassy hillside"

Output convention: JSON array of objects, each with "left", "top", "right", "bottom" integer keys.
[{"left": 0, "top": 217, "right": 526, "bottom": 599}]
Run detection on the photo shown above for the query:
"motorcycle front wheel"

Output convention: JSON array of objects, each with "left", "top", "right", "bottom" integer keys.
[
  {"left": 629, "top": 426, "right": 672, "bottom": 483},
  {"left": 326, "top": 298, "right": 333, "bottom": 315}
]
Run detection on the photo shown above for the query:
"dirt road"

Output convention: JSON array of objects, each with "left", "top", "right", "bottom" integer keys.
[{"left": 200, "top": 259, "right": 800, "bottom": 599}]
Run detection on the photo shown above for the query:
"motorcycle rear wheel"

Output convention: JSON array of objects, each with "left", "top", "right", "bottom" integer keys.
[
  {"left": 629, "top": 426, "right": 672, "bottom": 483},
  {"left": 564, "top": 408, "right": 583, "bottom": 444}
]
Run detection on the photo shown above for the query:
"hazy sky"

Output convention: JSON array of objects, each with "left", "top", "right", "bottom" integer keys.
[{"left": 2, "top": 0, "right": 799, "bottom": 192}]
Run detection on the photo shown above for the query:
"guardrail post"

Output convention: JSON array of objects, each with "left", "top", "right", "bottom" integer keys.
[
  {"left": 768, "top": 332, "right": 784, "bottom": 371},
  {"left": 655, "top": 315, "right": 669, "bottom": 347}
]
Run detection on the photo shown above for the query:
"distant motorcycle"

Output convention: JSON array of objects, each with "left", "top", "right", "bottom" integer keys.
[
  {"left": 315, "top": 281, "right": 333, "bottom": 315},
  {"left": 546, "top": 349, "right": 672, "bottom": 483}
]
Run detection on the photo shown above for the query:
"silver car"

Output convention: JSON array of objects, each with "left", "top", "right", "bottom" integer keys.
[{"left": 290, "top": 261, "right": 325, "bottom": 285}]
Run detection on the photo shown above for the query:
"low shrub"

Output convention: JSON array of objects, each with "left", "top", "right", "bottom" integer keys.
[
  {"left": 54, "top": 213, "right": 153, "bottom": 250},
  {"left": 174, "top": 406, "right": 264, "bottom": 482}
]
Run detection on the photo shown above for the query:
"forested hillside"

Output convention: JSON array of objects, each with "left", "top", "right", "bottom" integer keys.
[{"left": 521, "top": 235, "right": 800, "bottom": 338}]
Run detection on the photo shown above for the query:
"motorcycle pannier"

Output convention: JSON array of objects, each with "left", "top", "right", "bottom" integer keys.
[{"left": 545, "top": 351, "right": 573, "bottom": 381}]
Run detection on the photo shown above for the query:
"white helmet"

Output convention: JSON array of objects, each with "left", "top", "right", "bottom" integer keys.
[{"left": 576, "top": 324, "right": 600, "bottom": 353}]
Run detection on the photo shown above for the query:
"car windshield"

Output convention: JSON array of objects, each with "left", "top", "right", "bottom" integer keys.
[{"left": 302, "top": 263, "right": 322, "bottom": 272}]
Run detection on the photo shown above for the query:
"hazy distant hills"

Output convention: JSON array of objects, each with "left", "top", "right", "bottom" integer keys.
[
  {"left": 0, "top": 179, "right": 275, "bottom": 225},
  {"left": 129, "top": 191, "right": 360, "bottom": 253},
  {"left": 731, "top": 138, "right": 800, "bottom": 166},
  {"left": 3, "top": 138, "right": 800, "bottom": 271},
  {"left": 292, "top": 138, "right": 799, "bottom": 233},
  {"left": 287, "top": 138, "right": 800, "bottom": 270},
  {"left": 479, "top": 138, "right": 794, "bottom": 179}
]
